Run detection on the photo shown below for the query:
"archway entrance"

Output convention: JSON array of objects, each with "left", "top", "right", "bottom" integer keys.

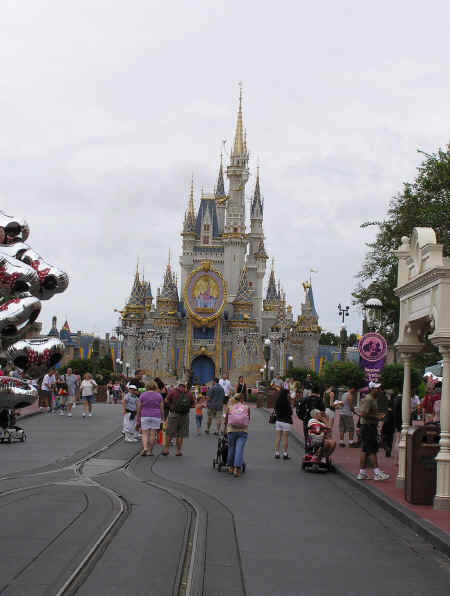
[{"left": 191, "top": 355, "right": 215, "bottom": 385}]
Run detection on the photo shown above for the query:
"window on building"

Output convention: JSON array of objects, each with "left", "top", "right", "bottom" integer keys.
[
  {"left": 233, "top": 227, "right": 238, "bottom": 233},
  {"left": 203, "top": 224, "right": 210, "bottom": 231},
  {"left": 249, "top": 281, "right": 253, "bottom": 287},
  {"left": 203, "top": 236, "right": 209, "bottom": 244}
]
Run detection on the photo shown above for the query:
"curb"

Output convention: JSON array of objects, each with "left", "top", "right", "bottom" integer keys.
[
  {"left": 18, "top": 410, "right": 44, "bottom": 421},
  {"left": 263, "top": 408, "right": 450, "bottom": 557}
]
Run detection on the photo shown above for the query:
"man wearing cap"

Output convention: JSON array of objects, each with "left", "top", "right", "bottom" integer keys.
[
  {"left": 357, "top": 384, "right": 389, "bottom": 481},
  {"left": 162, "top": 383, "right": 195, "bottom": 456}
]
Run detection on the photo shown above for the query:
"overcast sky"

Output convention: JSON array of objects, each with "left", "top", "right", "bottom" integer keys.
[{"left": 1, "top": 0, "right": 449, "bottom": 339}]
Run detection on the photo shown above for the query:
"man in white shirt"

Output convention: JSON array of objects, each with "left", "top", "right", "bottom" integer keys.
[
  {"left": 219, "top": 374, "right": 232, "bottom": 405},
  {"left": 40, "top": 369, "right": 56, "bottom": 412}
]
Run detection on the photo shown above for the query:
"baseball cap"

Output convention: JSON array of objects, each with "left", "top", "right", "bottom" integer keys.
[
  {"left": 128, "top": 384, "right": 137, "bottom": 390},
  {"left": 369, "top": 381, "right": 381, "bottom": 389}
]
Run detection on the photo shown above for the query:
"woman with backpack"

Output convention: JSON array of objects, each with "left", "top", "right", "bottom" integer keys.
[
  {"left": 225, "top": 393, "right": 250, "bottom": 477},
  {"left": 274, "top": 388, "right": 293, "bottom": 460}
]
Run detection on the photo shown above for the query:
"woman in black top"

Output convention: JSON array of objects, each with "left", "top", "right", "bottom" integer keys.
[
  {"left": 155, "top": 377, "right": 169, "bottom": 419},
  {"left": 236, "top": 376, "right": 247, "bottom": 400},
  {"left": 274, "top": 388, "right": 293, "bottom": 460}
]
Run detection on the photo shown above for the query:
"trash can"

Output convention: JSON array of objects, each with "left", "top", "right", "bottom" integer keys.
[{"left": 405, "top": 424, "right": 440, "bottom": 505}]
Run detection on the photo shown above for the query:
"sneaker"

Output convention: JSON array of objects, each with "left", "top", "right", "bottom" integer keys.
[
  {"left": 339, "top": 442, "right": 346, "bottom": 447},
  {"left": 357, "top": 471, "right": 369, "bottom": 480},
  {"left": 283, "top": 454, "right": 291, "bottom": 460},
  {"left": 82, "top": 413, "right": 86, "bottom": 418},
  {"left": 374, "top": 471, "right": 390, "bottom": 481},
  {"left": 275, "top": 453, "right": 280, "bottom": 459},
  {"left": 59, "top": 411, "right": 64, "bottom": 416},
  {"left": 88, "top": 413, "right": 92, "bottom": 417},
  {"left": 68, "top": 413, "right": 72, "bottom": 417},
  {"left": 125, "top": 437, "right": 138, "bottom": 442}
]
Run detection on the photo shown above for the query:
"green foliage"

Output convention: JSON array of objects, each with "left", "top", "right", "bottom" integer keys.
[
  {"left": 380, "top": 363, "right": 422, "bottom": 394},
  {"left": 321, "top": 361, "right": 366, "bottom": 389},
  {"left": 60, "top": 358, "right": 115, "bottom": 383},
  {"left": 353, "top": 145, "right": 450, "bottom": 344},
  {"left": 291, "top": 367, "right": 321, "bottom": 386},
  {"left": 319, "top": 332, "right": 339, "bottom": 346}
]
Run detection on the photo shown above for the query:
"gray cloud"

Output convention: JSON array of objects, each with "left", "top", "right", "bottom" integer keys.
[{"left": 1, "top": 0, "right": 449, "bottom": 338}]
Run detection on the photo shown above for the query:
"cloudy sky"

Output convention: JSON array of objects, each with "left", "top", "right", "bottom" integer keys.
[{"left": 1, "top": 0, "right": 449, "bottom": 338}]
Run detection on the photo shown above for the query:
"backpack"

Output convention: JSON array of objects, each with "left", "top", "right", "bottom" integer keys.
[
  {"left": 296, "top": 398, "right": 310, "bottom": 422},
  {"left": 228, "top": 403, "right": 249, "bottom": 428},
  {"left": 174, "top": 391, "right": 192, "bottom": 414}
]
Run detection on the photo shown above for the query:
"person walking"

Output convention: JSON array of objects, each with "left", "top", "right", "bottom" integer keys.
[
  {"left": 122, "top": 385, "right": 139, "bottom": 442},
  {"left": 40, "top": 368, "right": 56, "bottom": 412},
  {"left": 339, "top": 387, "right": 356, "bottom": 446},
  {"left": 323, "top": 385, "right": 336, "bottom": 426},
  {"left": 219, "top": 374, "right": 232, "bottom": 405},
  {"left": 235, "top": 376, "right": 247, "bottom": 400},
  {"left": 357, "top": 388, "right": 389, "bottom": 481},
  {"left": 64, "top": 368, "right": 79, "bottom": 417},
  {"left": 303, "top": 374, "right": 313, "bottom": 397},
  {"left": 80, "top": 373, "right": 97, "bottom": 418},
  {"left": 225, "top": 393, "right": 250, "bottom": 477},
  {"left": 136, "top": 381, "right": 164, "bottom": 455},
  {"left": 162, "top": 383, "right": 194, "bottom": 456},
  {"left": 274, "top": 388, "right": 293, "bottom": 460},
  {"left": 206, "top": 377, "right": 225, "bottom": 435},
  {"left": 195, "top": 395, "right": 205, "bottom": 435}
]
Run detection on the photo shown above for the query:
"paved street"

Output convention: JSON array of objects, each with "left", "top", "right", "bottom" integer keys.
[{"left": 1, "top": 405, "right": 449, "bottom": 595}]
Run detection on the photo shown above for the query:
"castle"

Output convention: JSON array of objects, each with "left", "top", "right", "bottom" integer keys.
[{"left": 117, "top": 91, "right": 321, "bottom": 384}]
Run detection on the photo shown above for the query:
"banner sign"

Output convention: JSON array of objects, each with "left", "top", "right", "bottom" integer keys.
[{"left": 358, "top": 332, "right": 387, "bottom": 384}]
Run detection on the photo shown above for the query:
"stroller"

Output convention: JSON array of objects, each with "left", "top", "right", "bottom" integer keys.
[
  {"left": 212, "top": 433, "right": 246, "bottom": 473},
  {"left": 0, "top": 409, "right": 27, "bottom": 444},
  {"left": 302, "top": 418, "right": 335, "bottom": 473}
]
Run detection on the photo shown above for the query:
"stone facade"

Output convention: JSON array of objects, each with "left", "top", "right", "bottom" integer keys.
[{"left": 118, "top": 92, "right": 320, "bottom": 384}]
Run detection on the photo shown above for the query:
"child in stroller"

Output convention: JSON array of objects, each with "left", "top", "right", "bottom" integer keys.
[{"left": 302, "top": 409, "right": 336, "bottom": 472}]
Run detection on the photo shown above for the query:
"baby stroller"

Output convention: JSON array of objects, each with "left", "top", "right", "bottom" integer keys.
[
  {"left": 302, "top": 419, "right": 335, "bottom": 473},
  {"left": 212, "top": 433, "right": 246, "bottom": 473},
  {"left": 0, "top": 409, "right": 27, "bottom": 444}
]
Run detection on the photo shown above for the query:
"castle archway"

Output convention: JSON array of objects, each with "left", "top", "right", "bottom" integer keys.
[{"left": 191, "top": 355, "right": 215, "bottom": 385}]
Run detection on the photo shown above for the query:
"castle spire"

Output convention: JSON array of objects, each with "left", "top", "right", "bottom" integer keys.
[
  {"left": 232, "top": 84, "right": 245, "bottom": 157},
  {"left": 266, "top": 267, "right": 278, "bottom": 301},
  {"left": 183, "top": 176, "right": 196, "bottom": 233},
  {"left": 234, "top": 264, "right": 252, "bottom": 303},
  {"left": 215, "top": 154, "right": 226, "bottom": 199},
  {"left": 251, "top": 165, "right": 263, "bottom": 218}
]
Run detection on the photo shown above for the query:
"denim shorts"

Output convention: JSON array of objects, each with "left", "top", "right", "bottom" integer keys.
[{"left": 81, "top": 395, "right": 96, "bottom": 404}]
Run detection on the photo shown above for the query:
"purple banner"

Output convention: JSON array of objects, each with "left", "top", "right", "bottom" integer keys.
[
  {"left": 358, "top": 332, "right": 388, "bottom": 386},
  {"left": 359, "top": 356, "right": 385, "bottom": 384}
]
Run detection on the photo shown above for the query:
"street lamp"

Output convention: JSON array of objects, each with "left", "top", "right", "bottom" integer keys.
[
  {"left": 263, "top": 338, "right": 271, "bottom": 382},
  {"left": 125, "top": 362, "right": 130, "bottom": 377},
  {"left": 270, "top": 366, "right": 274, "bottom": 381},
  {"left": 288, "top": 355, "right": 294, "bottom": 374},
  {"left": 259, "top": 367, "right": 264, "bottom": 381},
  {"left": 364, "top": 298, "right": 383, "bottom": 333},
  {"left": 115, "top": 358, "right": 122, "bottom": 373},
  {"left": 337, "top": 303, "right": 350, "bottom": 324}
]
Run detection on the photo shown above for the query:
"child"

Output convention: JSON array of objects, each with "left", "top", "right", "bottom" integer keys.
[
  {"left": 195, "top": 396, "right": 205, "bottom": 435},
  {"left": 122, "top": 385, "right": 139, "bottom": 442}
]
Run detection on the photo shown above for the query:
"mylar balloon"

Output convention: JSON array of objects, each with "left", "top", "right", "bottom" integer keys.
[
  {"left": 7, "top": 337, "right": 65, "bottom": 378},
  {"left": 0, "top": 211, "right": 29, "bottom": 245},
  {"left": 0, "top": 293, "right": 41, "bottom": 342},
  {"left": 0, "top": 252, "right": 41, "bottom": 296},
  {"left": 0, "top": 376, "right": 38, "bottom": 410}
]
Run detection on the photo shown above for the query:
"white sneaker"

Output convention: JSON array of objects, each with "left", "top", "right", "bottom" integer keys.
[
  {"left": 88, "top": 413, "right": 92, "bottom": 417},
  {"left": 374, "top": 471, "right": 390, "bottom": 481},
  {"left": 125, "top": 437, "right": 138, "bottom": 442},
  {"left": 357, "top": 471, "right": 369, "bottom": 480},
  {"left": 59, "top": 411, "right": 64, "bottom": 416},
  {"left": 68, "top": 413, "right": 72, "bottom": 417},
  {"left": 82, "top": 413, "right": 86, "bottom": 418}
]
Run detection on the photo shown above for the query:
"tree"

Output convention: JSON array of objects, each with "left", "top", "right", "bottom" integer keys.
[
  {"left": 319, "top": 332, "right": 339, "bottom": 346},
  {"left": 353, "top": 144, "right": 450, "bottom": 352},
  {"left": 291, "top": 367, "right": 321, "bottom": 387},
  {"left": 380, "top": 363, "right": 421, "bottom": 394},
  {"left": 321, "top": 361, "right": 366, "bottom": 389}
]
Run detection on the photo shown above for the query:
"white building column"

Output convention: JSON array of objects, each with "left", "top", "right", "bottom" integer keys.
[
  {"left": 396, "top": 353, "right": 412, "bottom": 489},
  {"left": 434, "top": 346, "right": 450, "bottom": 510}
]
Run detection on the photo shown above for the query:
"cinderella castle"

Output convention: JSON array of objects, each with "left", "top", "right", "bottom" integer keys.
[{"left": 117, "top": 91, "right": 321, "bottom": 384}]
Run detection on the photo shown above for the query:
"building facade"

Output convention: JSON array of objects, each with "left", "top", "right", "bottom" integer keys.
[{"left": 118, "top": 93, "right": 320, "bottom": 384}]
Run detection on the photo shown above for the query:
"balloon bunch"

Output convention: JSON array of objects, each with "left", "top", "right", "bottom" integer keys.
[{"left": 0, "top": 210, "right": 68, "bottom": 410}]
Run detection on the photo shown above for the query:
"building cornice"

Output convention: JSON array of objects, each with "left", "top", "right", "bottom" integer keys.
[{"left": 395, "top": 267, "right": 450, "bottom": 298}]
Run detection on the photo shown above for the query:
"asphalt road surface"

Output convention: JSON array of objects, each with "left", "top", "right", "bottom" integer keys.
[{"left": 1, "top": 405, "right": 448, "bottom": 596}]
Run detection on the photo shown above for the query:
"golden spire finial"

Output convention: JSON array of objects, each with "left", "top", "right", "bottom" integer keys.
[
  {"left": 168, "top": 248, "right": 171, "bottom": 267},
  {"left": 187, "top": 175, "right": 195, "bottom": 218},
  {"left": 232, "top": 82, "right": 245, "bottom": 157}
]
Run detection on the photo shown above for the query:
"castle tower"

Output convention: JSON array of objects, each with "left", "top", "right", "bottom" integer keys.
[
  {"left": 181, "top": 177, "right": 197, "bottom": 292},
  {"left": 247, "top": 166, "right": 267, "bottom": 327},
  {"left": 232, "top": 264, "right": 254, "bottom": 321},
  {"left": 215, "top": 155, "right": 227, "bottom": 234},
  {"left": 224, "top": 87, "right": 250, "bottom": 299},
  {"left": 157, "top": 255, "right": 179, "bottom": 314}
]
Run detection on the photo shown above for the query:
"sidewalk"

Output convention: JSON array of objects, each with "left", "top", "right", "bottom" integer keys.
[{"left": 265, "top": 406, "right": 450, "bottom": 554}]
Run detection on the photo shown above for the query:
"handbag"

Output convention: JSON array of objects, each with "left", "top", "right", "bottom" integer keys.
[{"left": 269, "top": 410, "right": 276, "bottom": 424}]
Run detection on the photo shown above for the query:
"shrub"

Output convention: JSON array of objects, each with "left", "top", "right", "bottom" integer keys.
[
  {"left": 380, "top": 363, "right": 421, "bottom": 394},
  {"left": 321, "top": 361, "right": 366, "bottom": 389}
]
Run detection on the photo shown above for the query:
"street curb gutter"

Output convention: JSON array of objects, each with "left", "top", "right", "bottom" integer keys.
[{"left": 262, "top": 408, "right": 450, "bottom": 558}]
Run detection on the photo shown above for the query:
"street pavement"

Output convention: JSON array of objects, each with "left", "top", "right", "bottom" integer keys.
[{"left": 0, "top": 404, "right": 448, "bottom": 595}]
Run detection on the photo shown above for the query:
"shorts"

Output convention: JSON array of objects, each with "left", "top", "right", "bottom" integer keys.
[
  {"left": 166, "top": 412, "right": 190, "bottom": 438},
  {"left": 207, "top": 407, "right": 223, "bottom": 421},
  {"left": 361, "top": 424, "right": 379, "bottom": 454},
  {"left": 141, "top": 416, "right": 161, "bottom": 430},
  {"left": 59, "top": 394, "right": 73, "bottom": 406},
  {"left": 81, "top": 395, "right": 96, "bottom": 404},
  {"left": 275, "top": 421, "right": 291, "bottom": 432},
  {"left": 339, "top": 415, "right": 354, "bottom": 433}
]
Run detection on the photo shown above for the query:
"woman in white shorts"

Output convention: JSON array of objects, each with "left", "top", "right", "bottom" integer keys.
[
  {"left": 274, "top": 388, "right": 293, "bottom": 460},
  {"left": 136, "top": 381, "right": 164, "bottom": 456}
]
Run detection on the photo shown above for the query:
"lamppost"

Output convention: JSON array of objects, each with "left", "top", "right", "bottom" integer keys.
[
  {"left": 338, "top": 304, "right": 350, "bottom": 361},
  {"left": 115, "top": 358, "right": 122, "bottom": 374},
  {"left": 270, "top": 366, "right": 274, "bottom": 381},
  {"left": 338, "top": 303, "right": 350, "bottom": 324},
  {"left": 363, "top": 298, "right": 383, "bottom": 333},
  {"left": 263, "top": 338, "right": 271, "bottom": 382},
  {"left": 125, "top": 362, "right": 130, "bottom": 377},
  {"left": 288, "top": 355, "right": 294, "bottom": 375},
  {"left": 259, "top": 367, "right": 264, "bottom": 383}
]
